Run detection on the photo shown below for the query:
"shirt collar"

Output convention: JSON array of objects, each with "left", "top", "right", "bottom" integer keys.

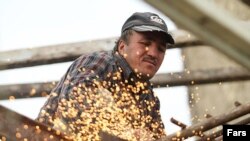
[
  {"left": 113, "top": 51, "right": 134, "bottom": 80},
  {"left": 112, "top": 51, "right": 154, "bottom": 96},
  {"left": 112, "top": 51, "right": 152, "bottom": 86}
]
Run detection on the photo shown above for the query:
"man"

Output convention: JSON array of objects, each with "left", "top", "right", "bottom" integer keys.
[{"left": 37, "top": 12, "right": 174, "bottom": 140}]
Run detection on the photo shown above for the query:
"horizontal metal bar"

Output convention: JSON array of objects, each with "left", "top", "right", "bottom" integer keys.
[
  {"left": 0, "top": 30, "right": 202, "bottom": 70},
  {"left": 151, "top": 67, "right": 250, "bottom": 87},
  {"left": 0, "top": 67, "right": 249, "bottom": 100}
]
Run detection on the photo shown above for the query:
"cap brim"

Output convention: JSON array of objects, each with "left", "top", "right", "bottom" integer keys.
[{"left": 132, "top": 25, "right": 175, "bottom": 45}]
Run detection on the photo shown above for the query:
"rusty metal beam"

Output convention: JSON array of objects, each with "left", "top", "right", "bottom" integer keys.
[
  {"left": 151, "top": 67, "right": 250, "bottom": 87},
  {"left": 157, "top": 102, "right": 250, "bottom": 141},
  {"left": 0, "top": 67, "right": 249, "bottom": 100},
  {"left": 0, "top": 82, "right": 55, "bottom": 99},
  {"left": 144, "top": 0, "right": 250, "bottom": 70},
  {"left": 0, "top": 30, "right": 203, "bottom": 70},
  {"left": 0, "top": 105, "right": 70, "bottom": 141},
  {"left": 0, "top": 105, "right": 128, "bottom": 141},
  {"left": 0, "top": 37, "right": 116, "bottom": 70},
  {"left": 197, "top": 116, "right": 250, "bottom": 141}
]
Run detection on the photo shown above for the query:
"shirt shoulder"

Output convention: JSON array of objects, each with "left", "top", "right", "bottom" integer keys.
[{"left": 70, "top": 51, "right": 115, "bottom": 79}]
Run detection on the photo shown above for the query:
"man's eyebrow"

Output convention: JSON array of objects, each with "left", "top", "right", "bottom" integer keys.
[{"left": 140, "top": 33, "right": 167, "bottom": 46}]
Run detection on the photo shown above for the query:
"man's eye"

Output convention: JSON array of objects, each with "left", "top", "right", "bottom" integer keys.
[{"left": 139, "top": 41, "right": 151, "bottom": 46}]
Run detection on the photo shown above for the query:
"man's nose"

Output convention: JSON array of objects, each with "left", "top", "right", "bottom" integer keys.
[{"left": 146, "top": 44, "right": 159, "bottom": 58}]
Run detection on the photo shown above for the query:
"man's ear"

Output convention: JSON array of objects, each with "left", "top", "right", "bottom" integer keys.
[{"left": 118, "top": 40, "right": 126, "bottom": 55}]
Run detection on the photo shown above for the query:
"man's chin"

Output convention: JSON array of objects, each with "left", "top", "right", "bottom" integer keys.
[{"left": 136, "top": 72, "right": 155, "bottom": 80}]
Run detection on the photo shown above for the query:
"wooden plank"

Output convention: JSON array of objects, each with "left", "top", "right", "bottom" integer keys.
[
  {"left": 0, "top": 67, "right": 249, "bottom": 100},
  {"left": 0, "top": 30, "right": 203, "bottom": 70},
  {"left": 144, "top": 0, "right": 250, "bottom": 70}
]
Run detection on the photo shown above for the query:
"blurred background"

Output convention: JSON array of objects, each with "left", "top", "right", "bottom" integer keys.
[
  {"left": 0, "top": 0, "right": 190, "bottom": 135},
  {"left": 1, "top": 0, "right": 249, "bottom": 140}
]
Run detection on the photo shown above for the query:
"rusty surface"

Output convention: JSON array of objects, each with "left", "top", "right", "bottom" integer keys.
[
  {"left": 0, "top": 105, "right": 70, "bottom": 141},
  {"left": 157, "top": 102, "right": 250, "bottom": 141}
]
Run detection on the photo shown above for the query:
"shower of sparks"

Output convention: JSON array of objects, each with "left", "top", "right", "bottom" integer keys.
[
  {"left": 36, "top": 68, "right": 165, "bottom": 141},
  {"left": 8, "top": 96, "right": 15, "bottom": 101},
  {"left": 29, "top": 88, "right": 36, "bottom": 96},
  {"left": 4, "top": 44, "right": 228, "bottom": 140}
]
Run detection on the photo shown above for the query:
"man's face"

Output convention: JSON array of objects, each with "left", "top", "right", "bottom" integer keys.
[{"left": 118, "top": 31, "right": 167, "bottom": 80}]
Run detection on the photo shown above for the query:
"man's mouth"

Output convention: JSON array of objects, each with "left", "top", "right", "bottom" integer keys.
[{"left": 142, "top": 59, "right": 157, "bottom": 66}]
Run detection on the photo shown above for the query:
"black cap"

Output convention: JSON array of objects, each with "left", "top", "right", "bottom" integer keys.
[{"left": 122, "top": 12, "right": 175, "bottom": 45}]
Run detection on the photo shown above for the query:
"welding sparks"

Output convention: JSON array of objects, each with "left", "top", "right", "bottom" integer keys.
[{"left": 37, "top": 73, "right": 165, "bottom": 140}]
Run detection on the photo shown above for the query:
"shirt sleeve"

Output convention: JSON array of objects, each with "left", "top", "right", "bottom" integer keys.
[{"left": 36, "top": 52, "right": 113, "bottom": 128}]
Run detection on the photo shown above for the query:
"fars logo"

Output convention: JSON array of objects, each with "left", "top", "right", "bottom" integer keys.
[{"left": 150, "top": 16, "right": 164, "bottom": 24}]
